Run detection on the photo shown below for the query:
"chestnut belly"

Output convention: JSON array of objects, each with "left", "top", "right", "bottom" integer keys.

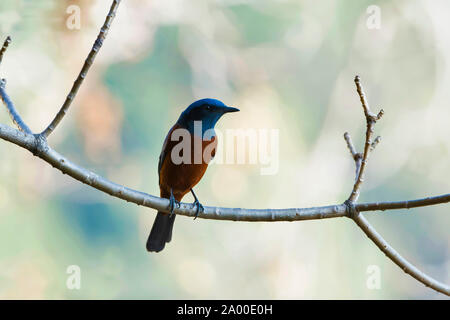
[{"left": 159, "top": 135, "right": 217, "bottom": 200}]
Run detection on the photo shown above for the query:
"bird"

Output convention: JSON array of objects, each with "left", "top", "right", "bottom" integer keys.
[{"left": 146, "top": 98, "right": 239, "bottom": 252}]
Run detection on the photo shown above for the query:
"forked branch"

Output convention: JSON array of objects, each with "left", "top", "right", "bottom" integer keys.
[{"left": 343, "top": 76, "right": 449, "bottom": 296}]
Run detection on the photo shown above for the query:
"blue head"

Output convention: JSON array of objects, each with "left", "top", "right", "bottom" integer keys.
[{"left": 177, "top": 98, "right": 239, "bottom": 134}]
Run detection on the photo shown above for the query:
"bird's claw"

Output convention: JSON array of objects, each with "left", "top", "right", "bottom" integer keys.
[
  {"left": 192, "top": 199, "right": 204, "bottom": 220},
  {"left": 190, "top": 189, "right": 204, "bottom": 220},
  {"left": 168, "top": 190, "right": 180, "bottom": 217}
]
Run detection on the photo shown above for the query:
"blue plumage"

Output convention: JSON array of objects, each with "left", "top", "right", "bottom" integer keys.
[{"left": 177, "top": 98, "right": 239, "bottom": 134}]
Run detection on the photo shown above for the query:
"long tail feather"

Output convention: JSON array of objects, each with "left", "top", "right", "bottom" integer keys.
[{"left": 146, "top": 212, "right": 176, "bottom": 252}]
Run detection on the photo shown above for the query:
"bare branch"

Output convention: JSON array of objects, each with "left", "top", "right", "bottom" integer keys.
[
  {"left": 0, "top": 37, "right": 32, "bottom": 134},
  {"left": 370, "top": 135, "right": 381, "bottom": 151},
  {"left": 343, "top": 75, "right": 449, "bottom": 295},
  {"left": 344, "top": 132, "right": 362, "bottom": 180},
  {"left": 0, "top": 122, "right": 350, "bottom": 221},
  {"left": 343, "top": 132, "right": 357, "bottom": 158},
  {"left": 1, "top": 78, "right": 449, "bottom": 297},
  {"left": 354, "top": 75, "right": 385, "bottom": 122},
  {"left": 353, "top": 213, "right": 450, "bottom": 295},
  {"left": 356, "top": 194, "right": 450, "bottom": 212},
  {"left": 0, "top": 80, "right": 33, "bottom": 134},
  {"left": 41, "top": 0, "right": 121, "bottom": 138},
  {"left": 0, "top": 36, "right": 11, "bottom": 66},
  {"left": 0, "top": 122, "right": 448, "bottom": 222}
]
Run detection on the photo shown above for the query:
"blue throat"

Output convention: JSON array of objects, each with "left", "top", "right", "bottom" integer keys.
[
  {"left": 177, "top": 98, "right": 228, "bottom": 135},
  {"left": 177, "top": 116, "right": 220, "bottom": 136}
]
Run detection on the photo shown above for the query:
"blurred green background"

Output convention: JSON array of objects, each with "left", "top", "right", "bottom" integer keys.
[{"left": 0, "top": 0, "right": 448, "bottom": 299}]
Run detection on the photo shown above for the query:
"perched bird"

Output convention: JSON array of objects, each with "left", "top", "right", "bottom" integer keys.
[{"left": 147, "top": 98, "right": 239, "bottom": 252}]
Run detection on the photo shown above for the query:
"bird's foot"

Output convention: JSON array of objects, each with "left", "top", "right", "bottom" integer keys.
[
  {"left": 192, "top": 199, "right": 204, "bottom": 220},
  {"left": 168, "top": 190, "right": 180, "bottom": 217},
  {"left": 190, "top": 189, "right": 204, "bottom": 220}
]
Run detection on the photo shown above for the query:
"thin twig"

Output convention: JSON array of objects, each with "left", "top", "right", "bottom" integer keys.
[
  {"left": 1, "top": 122, "right": 346, "bottom": 221},
  {"left": 0, "top": 1, "right": 448, "bottom": 295},
  {"left": 347, "top": 76, "right": 384, "bottom": 202},
  {"left": 353, "top": 213, "right": 450, "bottom": 295},
  {"left": 0, "top": 37, "right": 32, "bottom": 133},
  {"left": 1, "top": 79, "right": 449, "bottom": 298},
  {"left": 343, "top": 76, "right": 449, "bottom": 295},
  {"left": 41, "top": 0, "right": 121, "bottom": 138},
  {"left": 2, "top": 115, "right": 450, "bottom": 295},
  {"left": 0, "top": 36, "right": 11, "bottom": 66},
  {"left": 356, "top": 194, "right": 450, "bottom": 212},
  {"left": 0, "top": 80, "right": 33, "bottom": 134}
]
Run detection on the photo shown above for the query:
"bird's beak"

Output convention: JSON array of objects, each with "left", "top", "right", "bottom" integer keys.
[{"left": 221, "top": 106, "right": 240, "bottom": 113}]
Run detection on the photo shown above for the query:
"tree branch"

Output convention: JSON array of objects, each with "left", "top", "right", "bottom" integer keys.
[
  {"left": 41, "top": 0, "right": 121, "bottom": 138},
  {"left": 353, "top": 213, "right": 450, "bottom": 295},
  {"left": 343, "top": 132, "right": 362, "bottom": 181},
  {"left": 0, "top": 121, "right": 448, "bottom": 222},
  {"left": 0, "top": 36, "right": 11, "bottom": 66},
  {"left": 0, "top": 36, "right": 32, "bottom": 134},
  {"left": 347, "top": 76, "right": 384, "bottom": 202},
  {"left": 1, "top": 121, "right": 350, "bottom": 221},
  {"left": 1, "top": 80, "right": 449, "bottom": 299},
  {"left": 0, "top": 1, "right": 448, "bottom": 296},
  {"left": 0, "top": 79, "right": 32, "bottom": 134},
  {"left": 356, "top": 194, "right": 450, "bottom": 212}
]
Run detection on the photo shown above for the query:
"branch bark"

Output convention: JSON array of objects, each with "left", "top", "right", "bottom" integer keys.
[
  {"left": 0, "top": 80, "right": 32, "bottom": 134},
  {"left": 347, "top": 76, "right": 384, "bottom": 203},
  {"left": 343, "top": 76, "right": 449, "bottom": 296},
  {"left": 0, "top": 36, "right": 11, "bottom": 66},
  {"left": 41, "top": 0, "right": 121, "bottom": 138},
  {"left": 353, "top": 213, "right": 450, "bottom": 295},
  {"left": 0, "top": 0, "right": 448, "bottom": 296}
]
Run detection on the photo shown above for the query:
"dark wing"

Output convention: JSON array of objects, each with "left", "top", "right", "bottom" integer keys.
[
  {"left": 158, "top": 124, "right": 179, "bottom": 178},
  {"left": 158, "top": 132, "right": 170, "bottom": 176}
]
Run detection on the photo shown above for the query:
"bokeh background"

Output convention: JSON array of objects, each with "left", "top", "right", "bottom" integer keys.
[{"left": 0, "top": 0, "right": 448, "bottom": 299}]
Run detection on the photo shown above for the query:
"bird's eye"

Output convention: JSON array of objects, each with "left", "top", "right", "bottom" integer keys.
[{"left": 206, "top": 105, "right": 212, "bottom": 111}]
